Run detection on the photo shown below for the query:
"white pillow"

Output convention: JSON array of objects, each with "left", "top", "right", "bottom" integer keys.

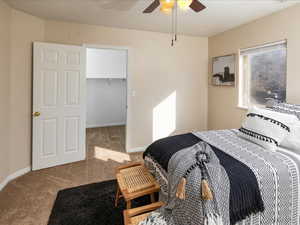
[
  {"left": 238, "top": 106, "right": 298, "bottom": 151},
  {"left": 281, "top": 121, "right": 300, "bottom": 155}
]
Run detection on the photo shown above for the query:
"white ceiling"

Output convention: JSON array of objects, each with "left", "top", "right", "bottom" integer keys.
[{"left": 4, "top": 0, "right": 299, "bottom": 37}]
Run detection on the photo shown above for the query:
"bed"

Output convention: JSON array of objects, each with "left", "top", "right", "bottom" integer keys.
[{"left": 142, "top": 103, "right": 300, "bottom": 225}]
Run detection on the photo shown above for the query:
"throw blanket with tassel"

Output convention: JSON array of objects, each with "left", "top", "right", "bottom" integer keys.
[
  {"left": 143, "top": 130, "right": 299, "bottom": 225},
  {"left": 141, "top": 141, "right": 231, "bottom": 225}
]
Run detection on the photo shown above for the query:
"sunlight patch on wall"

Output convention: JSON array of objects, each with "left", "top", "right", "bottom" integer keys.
[
  {"left": 94, "top": 147, "right": 131, "bottom": 163},
  {"left": 152, "top": 91, "right": 176, "bottom": 141}
]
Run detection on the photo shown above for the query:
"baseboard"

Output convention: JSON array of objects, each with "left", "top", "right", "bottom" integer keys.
[
  {"left": 86, "top": 122, "right": 126, "bottom": 129},
  {"left": 127, "top": 146, "right": 147, "bottom": 153},
  {"left": 0, "top": 167, "right": 31, "bottom": 191}
]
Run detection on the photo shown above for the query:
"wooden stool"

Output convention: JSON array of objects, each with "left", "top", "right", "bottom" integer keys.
[
  {"left": 123, "top": 201, "right": 164, "bottom": 225},
  {"left": 115, "top": 162, "right": 160, "bottom": 209}
]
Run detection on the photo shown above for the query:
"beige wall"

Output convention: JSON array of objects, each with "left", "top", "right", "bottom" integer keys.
[
  {"left": 0, "top": 0, "right": 44, "bottom": 185},
  {"left": 0, "top": 0, "right": 11, "bottom": 184},
  {"left": 9, "top": 9, "right": 44, "bottom": 173},
  {"left": 44, "top": 20, "right": 209, "bottom": 150},
  {"left": 208, "top": 4, "right": 300, "bottom": 130},
  {"left": 3, "top": 0, "right": 299, "bottom": 188},
  {"left": 0, "top": 4, "right": 208, "bottom": 186}
]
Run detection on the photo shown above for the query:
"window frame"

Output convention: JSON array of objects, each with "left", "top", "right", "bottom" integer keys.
[{"left": 238, "top": 40, "right": 287, "bottom": 109}]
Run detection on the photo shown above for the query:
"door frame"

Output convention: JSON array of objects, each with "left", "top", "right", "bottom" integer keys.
[{"left": 83, "top": 44, "right": 131, "bottom": 152}]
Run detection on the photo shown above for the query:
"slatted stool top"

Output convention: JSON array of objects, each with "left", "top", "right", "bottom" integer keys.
[{"left": 117, "top": 165, "right": 159, "bottom": 194}]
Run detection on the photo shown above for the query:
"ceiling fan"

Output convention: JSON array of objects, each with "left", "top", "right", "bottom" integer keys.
[
  {"left": 143, "top": 0, "right": 206, "bottom": 14},
  {"left": 143, "top": 0, "right": 207, "bottom": 46}
]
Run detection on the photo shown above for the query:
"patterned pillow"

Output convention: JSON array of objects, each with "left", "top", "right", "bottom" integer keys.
[
  {"left": 266, "top": 100, "right": 300, "bottom": 120},
  {"left": 281, "top": 120, "right": 300, "bottom": 154},
  {"left": 238, "top": 107, "right": 298, "bottom": 151}
]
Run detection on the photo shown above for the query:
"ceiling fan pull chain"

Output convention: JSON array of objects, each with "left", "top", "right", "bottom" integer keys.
[
  {"left": 171, "top": 3, "right": 175, "bottom": 47},
  {"left": 175, "top": 0, "right": 178, "bottom": 42},
  {"left": 171, "top": 4, "right": 173, "bottom": 46}
]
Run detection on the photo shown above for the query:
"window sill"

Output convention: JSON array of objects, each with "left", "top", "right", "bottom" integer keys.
[{"left": 237, "top": 105, "right": 248, "bottom": 110}]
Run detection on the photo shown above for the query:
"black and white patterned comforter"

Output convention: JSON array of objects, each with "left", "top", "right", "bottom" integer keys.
[{"left": 143, "top": 130, "right": 300, "bottom": 225}]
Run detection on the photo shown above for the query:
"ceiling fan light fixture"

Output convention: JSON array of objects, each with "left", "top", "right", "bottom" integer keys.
[
  {"left": 160, "top": 7, "right": 172, "bottom": 14},
  {"left": 160, "top": 0, "right": 175, "bottom": 13},
  {"left": 178, "top": 0, "right": 193, "bottom": 10}
]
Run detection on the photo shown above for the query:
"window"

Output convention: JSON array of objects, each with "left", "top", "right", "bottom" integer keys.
[{"left": 239, "top": 41, "right": 287, "bottom": 108}]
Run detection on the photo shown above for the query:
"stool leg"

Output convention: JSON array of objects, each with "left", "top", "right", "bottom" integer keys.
[
  {"left": 115, "top": 187, "right": 120, "bottom": 207},
  {"left": 126, "top": 200, "right": 131, "bottom": 209},
  {"left": 150, "top": 193, "right": 156, "bottom": 203},
  {"left": 123, "top": 210, "right": 129, "bottom": 225}
]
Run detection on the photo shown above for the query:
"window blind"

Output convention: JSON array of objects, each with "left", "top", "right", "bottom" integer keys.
[{"left": 240, "top": 40, "right": 287, "bottom": 56}]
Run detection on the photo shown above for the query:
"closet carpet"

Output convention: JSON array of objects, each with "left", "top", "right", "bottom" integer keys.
[{"left": 0, "top": 126, "right": 143, "bottom": 225}]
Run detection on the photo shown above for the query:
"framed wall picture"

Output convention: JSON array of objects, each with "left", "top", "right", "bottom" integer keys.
[{"left": 212, "top": 54, "right": 236, "bottom": 86}]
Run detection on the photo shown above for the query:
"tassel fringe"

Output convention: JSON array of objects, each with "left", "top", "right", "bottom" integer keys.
[
  {"left": 239, "top": 127, "right": 279, "bottom": 146},
  {"left": 246, "top": 113, "right": 290, "bottom": 132},
  {"left": 204, "top": 213, "right": 224, "bottom": 225},
  {"left": 176, "top": 177, "right": 186, "bottom": 200},
  {"left": 138, "top": 212, "right": 167, "bottom": 225},
  {"left": 201, "top": 179, "right": 213, "bottom": 201}
]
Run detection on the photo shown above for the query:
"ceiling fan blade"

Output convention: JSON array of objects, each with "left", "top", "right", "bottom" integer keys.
[
  {"left": 189, "top": 0, "right": 206, "bottom": 12},
  {"left": 143, "top": 0, "right": 160, "bottom": 13}
]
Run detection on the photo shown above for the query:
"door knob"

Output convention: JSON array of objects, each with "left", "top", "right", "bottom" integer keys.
[{"left": 33, "top": 112, "right": 41, "bottom": 117}]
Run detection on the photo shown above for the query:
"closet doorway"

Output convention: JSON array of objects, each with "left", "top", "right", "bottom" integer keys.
[{"left": 85, "top": 46, "right": 128, "bottom": 157}]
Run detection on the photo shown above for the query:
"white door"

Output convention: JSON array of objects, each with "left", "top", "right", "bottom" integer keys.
[{"left": 32, "top": 42, "right": 86, "bottom": 170}]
